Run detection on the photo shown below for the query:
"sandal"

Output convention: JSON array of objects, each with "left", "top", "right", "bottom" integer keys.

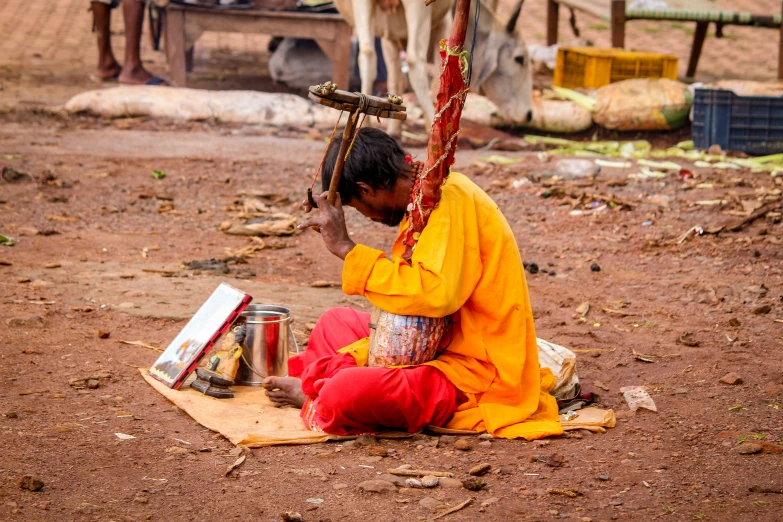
[{"left": 145, "top": 76, "right": 167, "bottom": 86}]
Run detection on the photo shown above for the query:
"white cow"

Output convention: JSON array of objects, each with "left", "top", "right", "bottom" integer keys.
[{"left": 333, "top": 0, "right": 532, "bottom": 136}]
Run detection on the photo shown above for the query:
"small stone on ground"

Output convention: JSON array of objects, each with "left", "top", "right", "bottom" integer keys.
[
  {"left": 405, "top": 478, "right": 423, "bottom": 488},
  {"left": 737, "top": 443, "right": 763, "bottom": 455},
  {"left": 421, "top": 475, "right": 439, "bottom": 488},
  {"left": 357, "top": 479, "right": 396, "bottom": 493},
  {"left": 438, "top": 477, "right": 463, "bottom": 489},
  {"left": 454, "top": 439, "right": 473, "bottom": 451},
  {"left": 719, "top": 372, "right": 743, "bottom": 385},
  {"left": 419, "top": 497, "right": 445, "bottom": 510},
  {"left": 752, "top": 304, "right": 772, "bottom": 315},
  {"left": 367, "top": 446, "right": 388, "bottom": 457},
  {"left": 377, "top": 473, "right": 405, "bottom": 487},
  {"left": 469, "top": 463, "right": 492, "bottom": 476},
  {"left": 398, "top": 487, "right": 426, "bottom": 497},
  {"left": 355, "top": 434, "right": 378, "bottom": 446},
  {"left": 462, "top": 477, "right": 486, "bottom": 491},
  {"left": 19, "top": 475, "right": 44, "bottom": 491},
  {"left": 6, "top": 315, "right": 44, "bottom": 327}
]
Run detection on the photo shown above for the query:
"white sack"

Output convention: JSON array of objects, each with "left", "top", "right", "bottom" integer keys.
[
  {"left": 536, "top": 338, "right": 580, "bottom": 400},
  {"left": 269, "top": 38, "right": 333, "bottom": 91},
  {"left": 64, "top": 86, "right": 338, "bottom": 128}
]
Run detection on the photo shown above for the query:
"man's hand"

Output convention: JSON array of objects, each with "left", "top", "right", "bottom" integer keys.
[
  {"left": 298, "top": 191, "right": 356, "bottom": 260},
  {"left": 301, "top": 191, "right": 315, "bottom": 214}
]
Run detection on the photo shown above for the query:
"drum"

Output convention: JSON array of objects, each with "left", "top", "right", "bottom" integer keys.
[{"left": 367, "top": 307, "right": 449, "bottom": 367}]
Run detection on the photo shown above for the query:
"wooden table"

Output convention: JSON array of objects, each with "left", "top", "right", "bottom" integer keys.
[
  {"left": 546, "top": 0, "right": 783, "bottom": 79},
  {"left": 165, "top": 4, "right": 353, "bottom": 88}
]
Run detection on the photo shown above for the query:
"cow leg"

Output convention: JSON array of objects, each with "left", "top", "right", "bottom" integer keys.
[
  {"left": 402, "top": 0, "right": 434, "bottom": 129},
  {"left": 381, "top": 38, "right": 404, "bottom": 138},
  {"left": 352, "top": 0, "right": 377, "bottom": 95}
]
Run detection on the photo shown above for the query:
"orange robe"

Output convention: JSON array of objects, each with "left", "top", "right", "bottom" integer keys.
[{"left": 338, "top": 172, "right": 563, "bottom": 440}]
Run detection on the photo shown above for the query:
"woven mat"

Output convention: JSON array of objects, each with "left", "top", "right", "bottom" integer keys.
[
  {"left": 142, "top": 369, "right": 615, "bottom": 445},
  {"left": 141, "top": 369, "right": 348, "bottom": 447}
]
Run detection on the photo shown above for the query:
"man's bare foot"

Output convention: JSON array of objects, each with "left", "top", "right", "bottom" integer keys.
[
  {"left": 262, "top": 376, "right": 306, "bottom": 408},
  {"left": 118, "top": 64, "right": 167, "bottom": 86},
  {"left": 91, "top": 62, "right": 121, "bottom": 82}
]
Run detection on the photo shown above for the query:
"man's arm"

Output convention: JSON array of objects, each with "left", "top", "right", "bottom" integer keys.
[
  {"left": 343, "top": 194, "right": 480, "bottom": 318},
  {"left": 300, "top": 189, "right": 480, "bottom": 318}
]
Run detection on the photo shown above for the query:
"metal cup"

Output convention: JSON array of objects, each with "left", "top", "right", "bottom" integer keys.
[{"left": 235, "top": 305, "right": 299, "bottom": 385}]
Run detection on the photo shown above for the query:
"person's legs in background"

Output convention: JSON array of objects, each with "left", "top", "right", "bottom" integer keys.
[
  {"left": 91, "top": 1, "right": 121, "bottom": 80},
  {"left": 118, "top": 0, "right": 161, "bottom": 84}
]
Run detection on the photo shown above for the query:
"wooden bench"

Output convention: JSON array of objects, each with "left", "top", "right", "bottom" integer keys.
[
  {"left": 546, "top": 0, "right": 783, "bottom": 79},
  {"left": 165, "top": 3, "right": 353, "bottom": 89}
]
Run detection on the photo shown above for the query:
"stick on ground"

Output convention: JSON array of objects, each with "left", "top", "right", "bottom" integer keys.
[
  {"left": 431, "top": 498, "right": 473, "bottom": 520},
  {"left": 387, "top": 469, "right": 455, "bottom": 478},
  {"left": 725, "top": 201, "right": 782, "bottom": 232},
  {"left": 118, "top": 340, "right": 163, "bottom": 352}
]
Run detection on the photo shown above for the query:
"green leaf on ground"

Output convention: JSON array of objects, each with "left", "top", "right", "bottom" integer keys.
[
  {"left": 152, "top": 170, "right": 166, "bottom": 180},
  {"left": 737, "top": 433, "right": 765, "bottom": 443}
]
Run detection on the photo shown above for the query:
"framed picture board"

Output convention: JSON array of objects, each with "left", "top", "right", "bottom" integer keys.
[{"left": 148, "top": 283, "right": 251, "bottom": 389}]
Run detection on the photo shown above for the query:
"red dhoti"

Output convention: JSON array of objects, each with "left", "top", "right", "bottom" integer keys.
[{"left": 288, "top": 307, "right": 460, "bottom": 436}]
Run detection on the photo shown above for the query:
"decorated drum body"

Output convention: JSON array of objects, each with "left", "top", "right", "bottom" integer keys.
[{"left": 368, "top": 307, "right": 449, "bottom": 367}]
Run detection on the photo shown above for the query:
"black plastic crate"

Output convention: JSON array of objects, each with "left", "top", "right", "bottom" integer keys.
[{"left": 692, "top": 88, "right": 783, "bottom": 155}]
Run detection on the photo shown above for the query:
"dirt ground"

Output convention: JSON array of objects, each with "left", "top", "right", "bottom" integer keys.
[
  {"left": 2, "top": 0, "right": 783, "bottom": 520},
  {"left": 2, "top": 106, "right": 782, "bottom": 522}
]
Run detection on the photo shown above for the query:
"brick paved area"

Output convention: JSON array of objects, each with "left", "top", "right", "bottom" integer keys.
[
  {"left": 0, "top": 0, "right": 270, "bottom": 67},
  {"left": 0, "top": 0, "right": 780, "bottom": 107}
]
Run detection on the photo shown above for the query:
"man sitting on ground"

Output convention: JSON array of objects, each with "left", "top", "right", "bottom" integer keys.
[{"left": 263, "top": 128, "right": 562, "bottom": 440}]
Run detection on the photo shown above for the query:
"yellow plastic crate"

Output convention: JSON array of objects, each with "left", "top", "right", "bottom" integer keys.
[{"left": 553, "top": 47, "right": 679, "bottom": 89}]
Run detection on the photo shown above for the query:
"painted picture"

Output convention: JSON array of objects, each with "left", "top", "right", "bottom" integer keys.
[{"left": 148, "top": 283, "right": 251, "bottom": 389}]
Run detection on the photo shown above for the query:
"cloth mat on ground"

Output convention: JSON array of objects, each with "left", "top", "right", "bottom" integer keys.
[
  {"left": 141, "top": 369, "right": 348, "bottom": 447},
  {"left": 558, "top": 407, "right": 616, "bottom": 433},
  {"left": 427, "top": 407, "right": 615, "bottom": 435},
  {"left": 142, "top": 370, "right": 615, "bottom": 445}
]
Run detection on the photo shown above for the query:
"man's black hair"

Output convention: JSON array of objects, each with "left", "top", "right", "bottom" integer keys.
[{"left": 321, "top": 127, "right": 407, "bottom": 204}]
